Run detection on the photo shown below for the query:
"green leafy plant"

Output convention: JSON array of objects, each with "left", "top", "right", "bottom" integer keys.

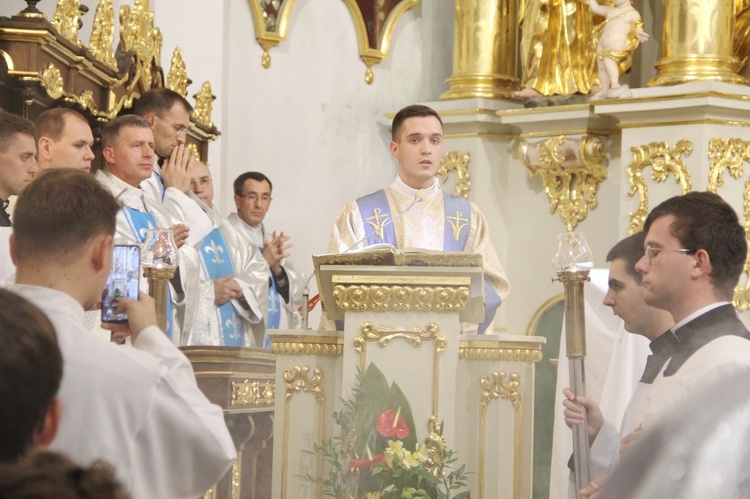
[{"left": 303, "top": 363, "right": 470, "bottom": 498}]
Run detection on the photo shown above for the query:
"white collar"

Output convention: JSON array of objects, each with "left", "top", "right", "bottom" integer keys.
[
  {"left": 100, "top": 169, "right": 147, "bottom": 211},
  {"left": 390, "top": 175, "right": 441, "bottom": 199},
  {"left": 10, "top": 283, "right": 86, "bottom": 326},
  {"left": 673, "top": 301, "right": 731, "bottom": 331}
]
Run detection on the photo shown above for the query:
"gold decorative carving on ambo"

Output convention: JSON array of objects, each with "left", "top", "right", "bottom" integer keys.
[
  {"left": 341, "top": 0, "right": 418, "bottom": 84},
  {"left": 708, "top": 137, "right": 750, "bottom": 311},
  {"left": 627, "top": 140, "right": 693, "bottom": 234},
  {"left": 459, "top": 347, "right": 542, "bottom": 363},
  {"left": 230, "top": 379, "right": 275, "bottom": 406},
  {"left": 355, "top": 322, "right": 444, "bottom": 416},
  {"left": 52, "top": 0, "right": 83, "bottom": 47},
  {"left": 88, "top": 0, "right": 117, "bottom": 70},
  {"left": 246, "top": 0, "right": 299, "bottom": 68},
  {"left": 283, "top": 365, "right": 324, "bottom": 401},
  {"left": 438, "top": 150, "right": 471, "bottom": 199},
  {"left": 39, "top": 63, "right": 64, "bottom": 99},
  {"left": 333, "top": 284, "right": 470, "bottom": 314},
  {"left": 520, "top": 135, "right": 607, "bottom": 231},
  {"left": 193, "top": 81, "right": 216, "bottom": 128},
  {"left": 423, "top": 415, "right": 447, "bottom": 478},
  {"left": 166, "top": 46, "right": 191, "bottom": 97},
  {"left": 272, "top": 342, "right": 343, "bottom": 357},
  {"left": 478, "top": 371, "right": 522, "bottom": 499}
]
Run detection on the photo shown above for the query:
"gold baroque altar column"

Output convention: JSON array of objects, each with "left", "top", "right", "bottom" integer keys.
[
  {"left": 441, "top": 0, "right": 519, "bottom": 100},
  {"left": 649, "top": 0, "right": 746, "bottom": 86}
]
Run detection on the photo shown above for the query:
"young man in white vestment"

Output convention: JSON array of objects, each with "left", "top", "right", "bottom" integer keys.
[
  {"left": 134, "top": 88, "right": 212, "bottom": 247},
  {"left": 222, "top": 171, "right": 304, "bottom": 344},
  {"left": 585, "top": 192, "right": 750, "bottom": 497},
  {"left": 0, "top": 113, "right": 37, "bottom": 285},
  {"left": 561, "top": 232, "right": 675, "bottom": 497},
  {"left": 35, "top": 107, "right": 95, "bottom": 172},
  {"left": 185, "top": 160, "right": 270, "bottom": 346},
  {"left": 95, "top": 115, "right": 200, "bottom": 344},
  {"left": 326, "top": 104, "right": 510, "bottom": 333},
  {"left": 9, "top": 169, "right": 235, "bottom": 498}
]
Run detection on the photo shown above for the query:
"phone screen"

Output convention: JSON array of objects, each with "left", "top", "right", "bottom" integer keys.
[{"left": 101, "top": 245, "right": 141, "bottom": 323}]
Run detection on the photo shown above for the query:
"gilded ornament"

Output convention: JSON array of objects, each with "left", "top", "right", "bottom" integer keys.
[
  {"left": 283, "top": 365, "right": 324, "bottom": 401},
  {"left": 333, "top": 284, "right": 470, "bottom": 314},
  {"left": 230, "top": 379, "right": 275, "bottom": 406},
  {"left": 707, "top": 137, "right": 750, "bottom": 311},
  {"left": 51, "top": 0, "right": 82, "bottom": 47},
  {"left": 201, "top": 486, "right": 217, "bottom": 499},
  {"left": 230, "top": 456, "right": 241, "bottom": 499},
  {"left": 340, "top": 0, "right": 418, "bottom": 84},
  {"left": 76, "top": 90, "right": 98, "bottom": 114},
  {"left": 166, "top": 46, "right": 190, "bottom": 97},
  {"left": 88, "top": 0, "right": 117, "bottom": 70},
  {"left": 422, "top": 415, "right": 447, "bottom": 478},
  {"left": 437, "top": 151, "right": 471, "bottom": 199},
  {"left": 119, "top": 0, "right": 163, "bottom": 90},
  {"left": 478, "top": 371, "right": 522, "bottom": 499},
  {"left": 246, "top": 0, "right": 298, "bottom": 68},
  {"left": 521, "top": 135, "right": 607, "bottom": 231},
  {"left": 187, "top": 143, "right": 201, "bottom": 161},
  {"left": 459, "top": 346, "right": 543, "bottom": 363},
  {"left": 39, "top": 63, "right": 64, "bottom": 100},
  {"left": 271, "top": 341, "right": 343, "bottom": 356},
  {"left": 193, "top": 81, "right": 216, "bottom": 128},
  {"left": 627, "top": 140, "right": 692, "bottom": 234}
]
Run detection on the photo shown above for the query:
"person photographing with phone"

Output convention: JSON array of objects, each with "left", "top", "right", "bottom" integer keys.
[{"left": 8, "top": 168, "right": 235, "bottom": 498}]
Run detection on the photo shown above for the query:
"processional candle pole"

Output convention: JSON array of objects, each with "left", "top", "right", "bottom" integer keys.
[
  {"left": 553, "top": 231, "right": 593, "bottom": 498},
  {"left": 141, "top": 228, "right": 179, "bottom": 333}
]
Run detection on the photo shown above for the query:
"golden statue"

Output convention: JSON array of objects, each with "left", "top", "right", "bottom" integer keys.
[
  {"left": 513, "top": 0, "right": 599, "bottom": 99},
  {"left": 589, "top": 0, "right": 648, "bottom": 99}
]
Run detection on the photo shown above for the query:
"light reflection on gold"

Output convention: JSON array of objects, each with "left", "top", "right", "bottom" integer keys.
[
  {"left": 246, "top": 0, "right": 298, "bottom": 68},
  {"left": 438, "top": 151, "right": 472, "bottom": 199},
  {"left": 627, "top": 140, "right": 693, "bottom": 234},
  {"left": 88, "top": 0, "right": 117, "bottom": 70}
]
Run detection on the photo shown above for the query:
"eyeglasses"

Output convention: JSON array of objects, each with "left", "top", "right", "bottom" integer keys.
[
  {"left": 189, "top": 176, "right": 212, "bottom": 189},
  {"left": 644, "top": 245, "right": 693, "bottom": 263},
  {"left": 155, "top": 115, "right": 189, "bottom": 136},
  {"left": 238, "top": 193, "right": 272, "bottom": 205}
]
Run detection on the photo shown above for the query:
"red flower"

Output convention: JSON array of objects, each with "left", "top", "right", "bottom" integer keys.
[
  {"left": 376, "top": 408, "right": 410, "bottom": 439},
  {"left": 349, "top": 454, "right": 385, "bottom": 469}
]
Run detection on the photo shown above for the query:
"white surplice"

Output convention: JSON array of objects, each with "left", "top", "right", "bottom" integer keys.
[{"left": 11, "top": 284, "right": 236, "bottom": 499}]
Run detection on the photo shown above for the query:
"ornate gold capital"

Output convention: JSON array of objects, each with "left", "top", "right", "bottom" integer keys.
[
  {"left": 193, "top": 81, "right": 216, "bottom": 128},
  {"left": 39, "top": 63, "right": 64, "bottom": 100},
  {"left": 166, "top": 46, "right": 190, "bottom": 97},
  {"left": 88, "top": 0, "right": 117, "bottom": 70},
  {"left": 521, "top": 135, "right": 607, "bottom": 231},
  {"left": 230, "top": 379, "right": 275, "bottom": 406},
  {"left": 332, "top": 284, "right": 470, "bottom": 314},
  {"left": 627, "top": 140, "right": 693, "bottom": 234},
  {"left": 708, "top": 137, "right": 750, "bottom": 311},
  {"left": 438, "top": 150, "right": 471, "bottom": 198}
]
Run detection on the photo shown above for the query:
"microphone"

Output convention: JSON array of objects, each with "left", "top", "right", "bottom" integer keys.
[
  {"left": 344, "top": 189, "right": 426, "bottom": 253},
  {"left": 298, "top": 189, "right": 426, "bottom": 329}
]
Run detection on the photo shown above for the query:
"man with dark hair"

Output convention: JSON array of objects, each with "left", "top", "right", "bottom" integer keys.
[
  {"left": 10, "top": 168, "right": 235, "bottom": 498},
  {"left": 633, "top": 191, "right": 750, "bottom": 431},
  {"left": 0, "top": 289, "right": 62, "bottom": 463},
  {"left": 95, "top": 114, "right": 200, "bottom": 343},
  {"left": 133, "top": 88, "right": 212, "bottom": 246},
  {"left": 185, "top": 161, "right": 268, "bottom": 346},
  {"left": 326, "top": 104, "right": 509, "bottom": 333},
  {"left": 223, "top": 170, "right": 304, "bottom": 343},
  {"left": 561, "top": 232, "right": 674, "bottom": 494},
  {"left": 0, "top": 112, "right": 37, "bottom": 283},
  {"left": 35, "top": 108, "right": 95, "bottom": 172}
]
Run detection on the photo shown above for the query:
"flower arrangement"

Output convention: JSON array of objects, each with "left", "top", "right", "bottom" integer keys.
[{"left": 303, "top": 363, "right": 469, "bottom": 498}]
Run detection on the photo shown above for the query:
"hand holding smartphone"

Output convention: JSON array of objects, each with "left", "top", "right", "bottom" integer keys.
[{"left": 101, "top": 245, "right": 141, "bottom": 323}]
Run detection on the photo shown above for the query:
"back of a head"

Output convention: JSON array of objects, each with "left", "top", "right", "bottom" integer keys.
[
  {"left": 0, "top": 451, "right": 128, "bottom": 499},
  {"left": 391, "top": 104, "right": 442, "bottom": 141},
  {"left": 0, "top": 113, "right": 36, "bottom": 152},
  {"left": 34, "top": 108, "right": 87, "bottom": 142},
  {"left": 133, "top": 87, "right": 193, "bottom": 116},
  {"left": 606, "top": 231, "right": 647, "bottom": 284},
  {"left": 644, "top": 191, "right": 747, "bottom": 300},
  {"left": 12, "top": 169, "right": 119, "bottom": 266},
  {"left": 0, "top": 289, "right": 62, "bottom": 463}
]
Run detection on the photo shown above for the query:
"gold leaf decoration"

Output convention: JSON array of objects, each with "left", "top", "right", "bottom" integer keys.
[
  {"left": 51, "top": 0, "right": 82, "bottom": 47},
  {"left": 193, "top": 81, "right": 216, "bottom": 128},
  {"left": 438, "top": 150, "right": 471, "bottom": 198},
  {"left": 88, "top": 0, "right": 117, "bottom": 70},
  {"left": 39, "top": 63, "right": 64, "bottom": 99},
  {"left": 166, "top": 46, "right": 190, "bottom": 97}
]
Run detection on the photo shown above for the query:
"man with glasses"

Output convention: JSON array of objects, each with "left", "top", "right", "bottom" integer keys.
[
  {"left": 623, "top": 192, "right": 750, "bottom": 452},
  {"left": 222, "top": 172, "right": 304, "bottom": 345},
  {"left": 184, "top": 161, "right": 268, "bottom": 347},
  {"left": 133, "top": 88, "right": 212, "bottom": 247}
]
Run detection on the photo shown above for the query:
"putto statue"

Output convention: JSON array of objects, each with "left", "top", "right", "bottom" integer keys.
[{"left": 588, "top": 0, "right": 649, "bottom": 99}]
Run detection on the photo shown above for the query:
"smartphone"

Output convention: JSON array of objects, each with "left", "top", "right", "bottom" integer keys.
[{"left": 101, "top": 244, "right": 141, "bottom": 323}]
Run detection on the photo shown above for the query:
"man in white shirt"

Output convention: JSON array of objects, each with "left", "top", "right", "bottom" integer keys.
[
  {"left": 223, "top": 171, "right": 304, "bottom": 343},
  {"left": 326, "top": 104, "right": 510, "bottom": 333},
  {"left": 95, "top": 114, "right": 200, "bottom": 344},
  {"left": 0, "top": 288, "right": 62, "bottom": 463},
  {"left": 185, "top": 160, "right": 268, "bottom": 346},
  {"left": 0, "top": 113, "right": 37, "bottom": 285},
  {"left": 34, "top": 108, "right": 95, "bottom": 172},
  {"left": 9, "top": 168, "right": 235, "bottom": 498}
]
